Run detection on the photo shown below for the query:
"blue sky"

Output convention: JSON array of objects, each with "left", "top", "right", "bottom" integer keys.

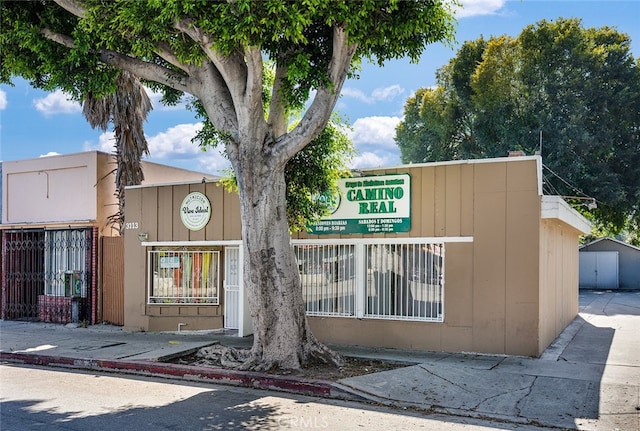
[{"left": 1, "top": 0, "right": 639, "bottom": 175}]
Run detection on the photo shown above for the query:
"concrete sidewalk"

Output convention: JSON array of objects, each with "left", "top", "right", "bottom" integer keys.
[{"left": 1, "top": 290, "right": 639, "bottom": 430}]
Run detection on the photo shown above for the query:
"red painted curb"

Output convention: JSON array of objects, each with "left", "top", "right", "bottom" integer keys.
[{"left": 0, "top": 351, "right": 365, "bottom": 400}]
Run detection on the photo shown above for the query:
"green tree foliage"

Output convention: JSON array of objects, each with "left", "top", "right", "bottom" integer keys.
[
  {"left": 284, "top": 118, "right": 354, "bottom": 232},
  {"left": 190, "top": 62, "right": 354, "bottom": 233},
  {"left": 396, "top": 18, "right": 640, "bottom": 241},
  {"left": 395, "top": 87, "right": 453, "bottom": 162},
  {"left": 1, "top": 0, "right": 456, "bottom": 370}
]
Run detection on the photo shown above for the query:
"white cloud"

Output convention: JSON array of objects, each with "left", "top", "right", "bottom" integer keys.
[
  {"left": 82, "top": 123, "right": 203, "bottom": 158},
  {"left": 83, "top": 131, "right": 116, "bottom": 153},
  {"left": 341, "top": 88, "right": 371, "bottom": 103},
  {"left": 34, "top": 90, "right": 81, "bottom": 116},
  {"left": 341, "top": 85, "right": 405, "bottom": 104},
  {"left": 84, "top": 123, "right": 204, "bottom": 162},
  {"left": 80, "top": 123, "right": 230, "bottom": 175},
  {"left": 146, "top": 123, "right": 229, "bottom": 174},
  {"left": 0, "top": 89, "right": 7, "bottom": 110},
  {"left": 147, "top": 122, "right": 232, "bottom": 173},
  {"left": 147, "top": 123, "right": 203, "bottom": 157},
  {"left": 371, "top": 85, "right": 405, "bottom": 102},
  {"left": 39, "top": 152, "right": 61, "bottom": 157},
  {"left": 455, "top": 0, "right": 506, "bottom": 18},
  {"left": 348, "top": 116, "right": 402, "bottom": 151},
  {"left": 32, "top": 86, "right": 187, "bottom": 118},
  {"left": 350, "top": 151, "right": 390, "bottom": 170},
  {"left": 195, "top": 149, "right": 231, "bottom": 175},
  {"left": 346, "top": 116, "right": 404, "bottom": 170}
]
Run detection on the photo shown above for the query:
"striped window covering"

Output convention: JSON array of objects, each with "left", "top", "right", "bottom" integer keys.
[{"left": 148, "top": 248, "right": 220, "bottom": 305}]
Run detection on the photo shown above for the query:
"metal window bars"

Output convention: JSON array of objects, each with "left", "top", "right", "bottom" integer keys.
[
  {"left": 295, "top": 244, "right": 356, "bottom": 317},
  {"left": 365, "top": 243, "right": 443, "bottom": 321},
  {"left": 293, "top": 241, "right": 444, "bottom": 322}
]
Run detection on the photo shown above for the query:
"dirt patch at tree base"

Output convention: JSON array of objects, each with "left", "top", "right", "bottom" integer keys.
[{"left": 167, "top": 349, "right": 407, "bottom": 381}]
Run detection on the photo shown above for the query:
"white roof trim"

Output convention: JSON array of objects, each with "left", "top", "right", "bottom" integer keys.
[
  {"left": 291, "top": 236, "right": 473, "bottom": 245},
  {"left": 367, "top": 154, "right": 541, "bottom": 171},
  {"left": 541, "top": 196, "right": 591, "bottom": 234},
  {"left": 141, "top": 240, "right": 242, "bottom": 247},
  {"left": 580, "top": 237, "right": 640, "bottom": 252},
  {"left": 126, "top": 177, "right": 220, "bottom": 189},
  {"left": 361, "top": 155, "right": 543, "bottom": 196}
]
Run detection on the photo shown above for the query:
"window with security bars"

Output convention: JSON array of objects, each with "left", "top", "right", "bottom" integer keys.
[
  {"left": 294, "top": 244, "right": 356, "bottom": 316},
  {"left": 44, "top": 229, "right": 88, "bottom": 298},
  {"left": 366, "top": 243, "right": 443, "bottom": 321},
  {"left": 294, "top": 241, "right": 444, "bottom": 322},
  {"left": 148, "top": 248, "right": 220, "bottom": 304}
]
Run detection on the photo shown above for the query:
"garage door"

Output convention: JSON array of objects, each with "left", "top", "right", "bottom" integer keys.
[{"left": 579, "top": 251, "right": 619, "bottom": 289}]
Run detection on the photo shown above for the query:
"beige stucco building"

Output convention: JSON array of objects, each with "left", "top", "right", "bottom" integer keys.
[
  {"left": 123, "top": 155, "right": 590, "bottom": 357},
  {"left": 1, "top": 151, "right": 212, "bottom": 324}
]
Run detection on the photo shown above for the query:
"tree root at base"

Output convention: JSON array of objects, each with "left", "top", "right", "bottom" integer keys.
[{"left": 195, "top": 342, "right": 345, "bottom": 372}]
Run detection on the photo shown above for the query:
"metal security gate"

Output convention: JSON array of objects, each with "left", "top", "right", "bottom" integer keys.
[
  {"left": 224, "top": 246, "right": 240, "bottom": 329},
  {"left": 1, "top": 230, "right": 45, "bottom": 320},
  {"left": 1, "top": 228, "right": 95, "bottom": 323}
]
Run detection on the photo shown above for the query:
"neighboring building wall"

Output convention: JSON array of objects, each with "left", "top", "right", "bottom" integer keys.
[
  {"left": 1, "top": 151, "right": 216, "bottom": 325},
  {"left": 581, "top": 239, "right": 640, "bottom": 290},
  {"left": 96, "top": 152, "right": 119, "bottom": 236},
  {"left": 2, "top": 152, "right": 101, "bottom": 226},
  {"left": 140, "top": 160, "right": 215, "bottom": 185},
  {"left": 123, "top": 181, "right": 241, "bottom": 331},
  {"left": 2, "top": 151, "right": 214, "bottom": 235}
]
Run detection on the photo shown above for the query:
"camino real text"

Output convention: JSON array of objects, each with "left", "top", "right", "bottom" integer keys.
[{"left": 344, "top": 177, "right": 405, "bottom": 214}]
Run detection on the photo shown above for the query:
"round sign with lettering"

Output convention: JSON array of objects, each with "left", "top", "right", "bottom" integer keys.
[
  {"left": 180, "top": 192, "right": 211, "bottom": 231},
  {"left": 315, "top": 190, "right": 341, "bottom": 214}
]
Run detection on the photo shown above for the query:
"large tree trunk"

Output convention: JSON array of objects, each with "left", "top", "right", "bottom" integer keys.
[{"left": 234, "top": 150, "right": 343, "bottom": 371}]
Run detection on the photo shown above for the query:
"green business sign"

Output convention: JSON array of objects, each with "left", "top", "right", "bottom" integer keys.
[{"left": 310, "top": 173, "right": 411, "bottom": 235}]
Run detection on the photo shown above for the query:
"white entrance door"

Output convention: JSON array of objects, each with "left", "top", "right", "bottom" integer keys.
[
  {"left": 224, "top": 247, "right": 240, "bottom": 329},
  {"left": 579, "top": 251, "right": 619, "bottom": 289}
]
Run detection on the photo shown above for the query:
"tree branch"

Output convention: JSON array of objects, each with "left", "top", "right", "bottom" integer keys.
[
  {"left": 274, "top": 25, "right": 357, "bottom": 165},
  {"left": 174, "top": 18, "right": 248, "bottom": 111},
  {"left": 42, "top": 28, "right": 75, "bottom": 48},
  {"left": 240, "top": 46, "right": 267, "bottom": 136},
  {"left": 53, "top": 0, "right": 86, "bottom": 18},
  {"left": 99, "top": 50, "right": 191, "bottom": 93},
  {"left": 48, "top": 2, "right": 193, "bottom": 93},
  {"left": 267, "top": 61, "right": 289, "bottom": 139},
  {"left": 41, "top": 27, "right": 191, "bottom": 93},
  {"left": 49, "top": 2, "right": 239, "bottom": 141},
  {"left": 155, "top": 41, "right": 189, "bottom": 74},
  {"left": 188, "top": 59, "right": 239, "bottom": 139}
]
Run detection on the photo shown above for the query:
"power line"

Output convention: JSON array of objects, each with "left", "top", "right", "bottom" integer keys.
[
  {"left": 542, "top": 163, "right": 592, "bottom": 199},
  {"left": 542, "top": 163, "right": 606, "bottom": 209},
  {"left": 542, "top": 174, "right": 561, "bottom": 196}
]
